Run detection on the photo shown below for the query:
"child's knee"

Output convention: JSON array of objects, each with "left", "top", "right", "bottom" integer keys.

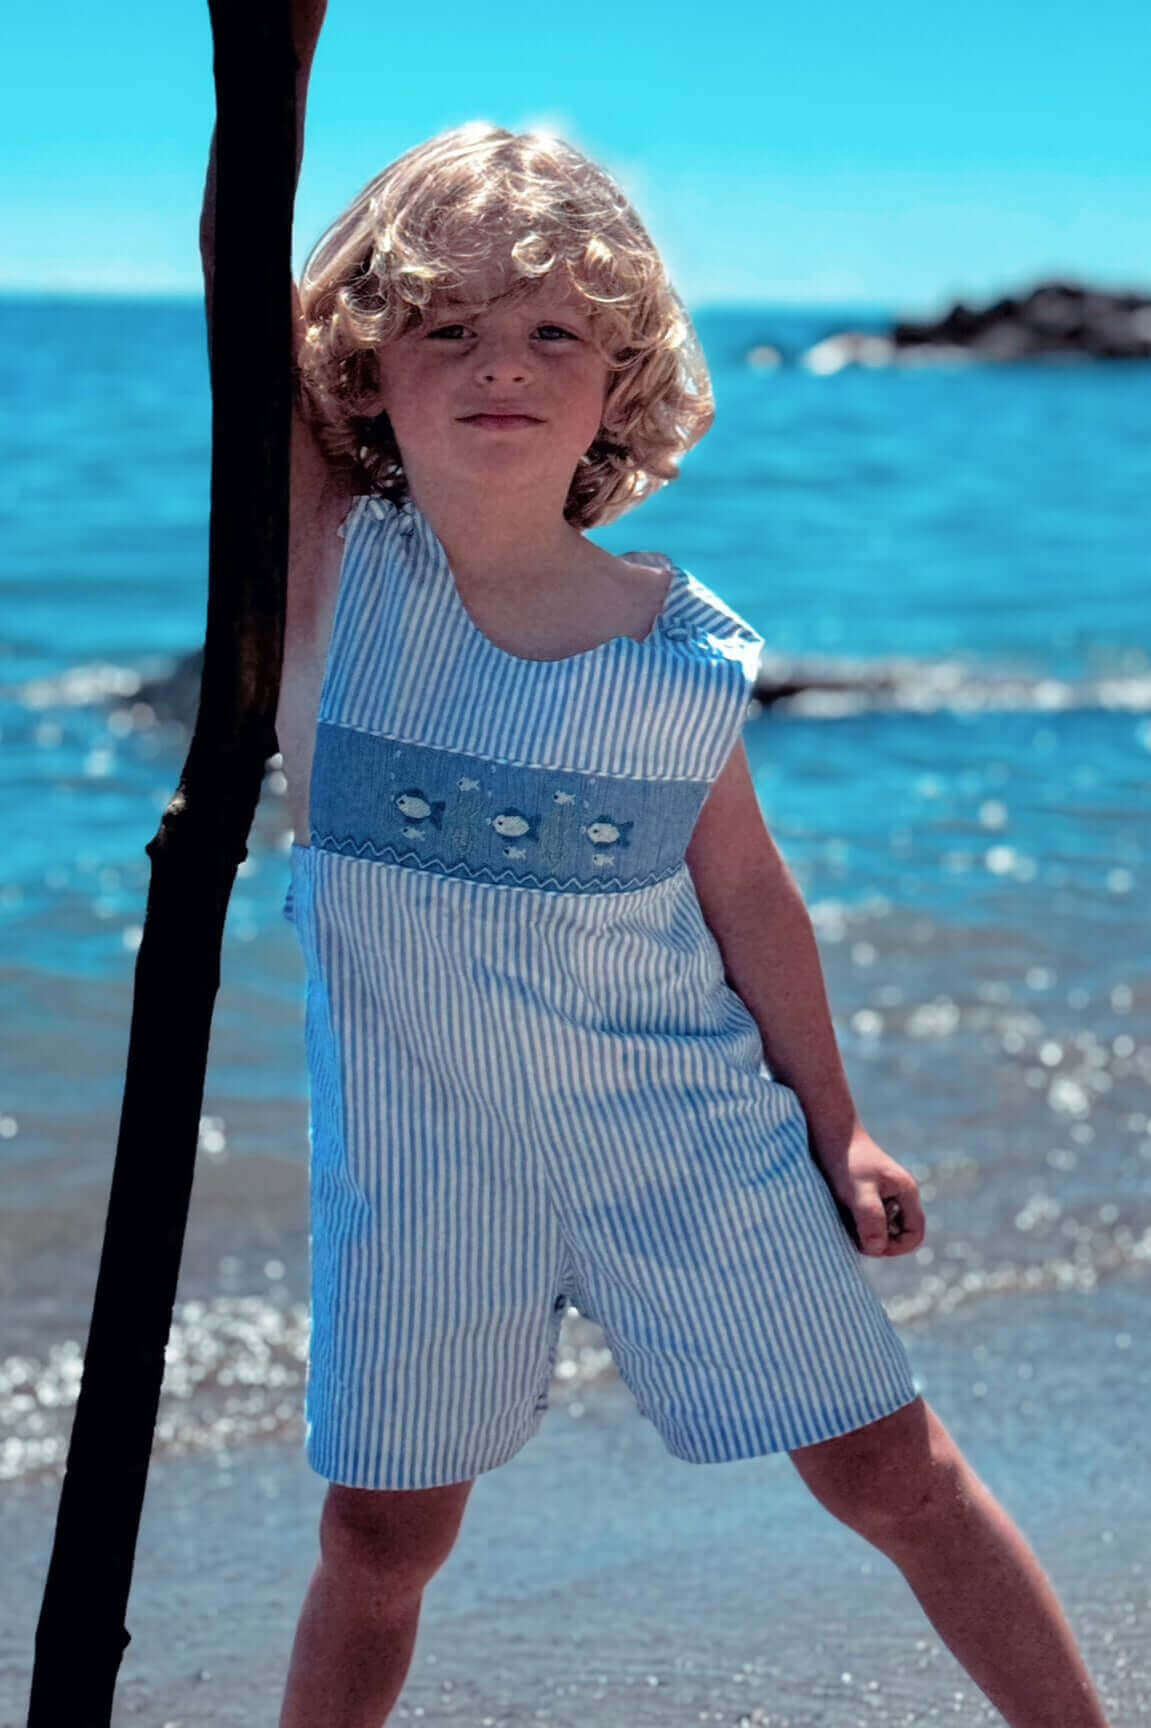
[{"left": 319, "top": 1478, "right": 476, "bottom": 1591}]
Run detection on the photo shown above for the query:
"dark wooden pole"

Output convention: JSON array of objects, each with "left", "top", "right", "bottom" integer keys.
[{"left": 27, "top": 5, "right": 296, "bottom": 1720}]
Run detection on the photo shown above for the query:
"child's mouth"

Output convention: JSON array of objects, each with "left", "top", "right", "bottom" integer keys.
[{"left": 458, "top": 413, "right": 544, "bottom": 429}]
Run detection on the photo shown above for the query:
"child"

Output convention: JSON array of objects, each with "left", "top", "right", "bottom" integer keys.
[{"left": 212, "top": 12, "right": 1111, "bottom": 1726}]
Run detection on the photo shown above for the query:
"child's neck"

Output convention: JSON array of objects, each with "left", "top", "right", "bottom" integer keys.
[{"left": 407, "top": 475, "right": 590, "bottom": 592}]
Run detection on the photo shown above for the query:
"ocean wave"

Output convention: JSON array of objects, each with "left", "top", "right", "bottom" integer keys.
[{"left": 12, "top": 646, "right": 1151, "bottom": 729}]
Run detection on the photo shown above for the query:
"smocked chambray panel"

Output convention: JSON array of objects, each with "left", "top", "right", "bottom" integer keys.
[{"left": 309, "top": 722, "right": 711, "bottom": 892}]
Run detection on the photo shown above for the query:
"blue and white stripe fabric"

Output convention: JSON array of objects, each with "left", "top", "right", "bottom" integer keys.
[{"left": 284, "top": 494, "right": 918, "bottom": 1489}]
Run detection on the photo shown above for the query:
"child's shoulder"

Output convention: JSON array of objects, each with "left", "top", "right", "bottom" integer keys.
[{"left": 625, "top": 545, "right": 764, "bottom": 671}]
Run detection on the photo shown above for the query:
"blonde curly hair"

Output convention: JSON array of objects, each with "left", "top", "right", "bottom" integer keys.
[{"left": 295, "top": 121, "right": 714, "bottom": 529}]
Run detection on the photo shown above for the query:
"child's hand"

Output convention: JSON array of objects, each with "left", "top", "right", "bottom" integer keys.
[{"left": 816, "top": 1126, "right": 926, "bottom": 1259}]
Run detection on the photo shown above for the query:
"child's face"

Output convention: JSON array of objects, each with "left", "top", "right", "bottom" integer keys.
[{"left": 371, "top": 275, "right": 613, "bottom": 509}]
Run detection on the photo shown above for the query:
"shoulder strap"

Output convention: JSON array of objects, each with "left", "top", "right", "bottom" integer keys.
[
  {"left": 670, "top": 568, "right": 765, "bottom": 686},
  {"left": 336, "top": 494, "right": 371, "bottom": 541}
]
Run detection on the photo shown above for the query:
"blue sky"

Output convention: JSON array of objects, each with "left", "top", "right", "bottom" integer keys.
[{"left": 4, "top": 0, "right": 1148, "bottom": 311}]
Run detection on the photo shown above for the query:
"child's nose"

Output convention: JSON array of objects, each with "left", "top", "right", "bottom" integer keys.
[{"left": 474, "top": 339, "right": 531, "bottom": 384}]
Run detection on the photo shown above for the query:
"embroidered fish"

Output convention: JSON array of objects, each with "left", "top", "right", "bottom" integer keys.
[
  {"left": 394, "top": 789, "right": 445, "bottom": 828},
  {"left": 584, "top": 817, "right": 633, "bottom": 850},
  {"left": 491, "top": 808, "right": 540, "bottom": 842},
  {"left": 590, "top": 852, "right": 616, "bottom": 868},
  {"left": 552, "top": 790, "right": 576, "bottom": 805},
  {"left": 456, "top": 777, "right": 481, "bottom": 792},
  {"left": 400, "top": 825, "right": 427, "bottom": 841},
  {"left": 503, "top": 845, "right": 528, "bottom": 860}
]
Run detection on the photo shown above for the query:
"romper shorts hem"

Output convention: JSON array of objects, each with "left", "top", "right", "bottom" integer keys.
[
  {"left": 305, "top": 1404, "right": 552, "bottom": 1492},
  {"left": 649, "top": 1378, "right": 923, "bottom": 1466},
  {"left": 304, "top": 1374, "right": 924, "bottom": 1489}
]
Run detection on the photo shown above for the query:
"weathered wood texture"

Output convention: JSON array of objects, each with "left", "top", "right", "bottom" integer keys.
[{"left": 27, "top": 5, "right": 295, "bottom": 1720}]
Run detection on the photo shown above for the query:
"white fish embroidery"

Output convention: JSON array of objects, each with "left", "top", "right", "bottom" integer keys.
[
  {"left": 491, "top": 808, "right": 540, "bottom": 842},
  {"left": 457, "top": 777, "right": 480, "bottom": 792},
  {"left": 503, "top": 845, "right": 527, "bottom": 860},
  {"left": 552, "top": 790, "right": 575, "bottom": 805},
  {"left": 401, "top": 825, "right": 426, "bottom": 841},
  {"left": 584, "top": 817, "right": 633, "bottom": 849},
  {"left": 396, "top": 792, "right": 431, "bottom": 819},
  {"left": 395, "top": 788, "right": 445, "bottom": 828},
  {"left": 591, "top": 852, "right": 615, "bottom": 867}
]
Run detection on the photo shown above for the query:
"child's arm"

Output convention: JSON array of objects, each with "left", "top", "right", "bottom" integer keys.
[
  {"left": 685, "top": 740, "right": 925, "bottom": 1256},
  {"left": 685, "top": 740, "right": 859, "bottom": 1160}
]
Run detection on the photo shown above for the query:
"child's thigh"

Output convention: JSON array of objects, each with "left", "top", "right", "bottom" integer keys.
[
  {"left": 319, "top": 1478, "right": 477, "bottom": 1583},
  {"left": 787, "top": 1395, "right": 966, "bottom": 1532}
]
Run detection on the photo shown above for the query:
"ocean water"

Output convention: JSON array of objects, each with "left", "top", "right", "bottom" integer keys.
[{"left": 1, "top": 294, "right": 1148, "bottom": 1483}]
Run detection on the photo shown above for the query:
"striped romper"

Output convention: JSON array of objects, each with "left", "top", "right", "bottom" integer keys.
[{"left": 283, "top": 493, "right": 918, "bottom": 1490}]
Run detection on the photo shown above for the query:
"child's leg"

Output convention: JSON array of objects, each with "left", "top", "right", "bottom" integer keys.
[
  {"left": 280, "top": 1477, "right": 476, "bottom": 1728},
  {"left": 789, "top": 1397, "right": 1111, "bottom": 1728}
]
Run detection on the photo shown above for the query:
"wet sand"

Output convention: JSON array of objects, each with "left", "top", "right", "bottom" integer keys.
[{"left": 3, "top": 1277, "right": 1147, "bottom": 1728}]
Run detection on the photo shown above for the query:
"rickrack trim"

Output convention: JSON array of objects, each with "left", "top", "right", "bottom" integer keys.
[{"left": 309, "top": 830, "right": 685, "bottom": 895}]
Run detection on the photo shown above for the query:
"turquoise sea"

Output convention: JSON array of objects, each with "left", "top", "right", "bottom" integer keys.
[{"left": 0, "top": 293, "right": 1148, "bottom": 1488}]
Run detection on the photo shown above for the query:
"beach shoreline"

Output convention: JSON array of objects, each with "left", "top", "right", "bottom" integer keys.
[{"left": 3, "top": 1278, "right": 1146, "bottom": 1728}]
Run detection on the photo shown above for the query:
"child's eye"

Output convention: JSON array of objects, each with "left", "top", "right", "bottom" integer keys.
[{"left": 423, "top": 321, "right": 579, "bottom": 342}]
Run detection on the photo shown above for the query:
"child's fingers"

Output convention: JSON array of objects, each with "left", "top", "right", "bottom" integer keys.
[
  {"left": 889, "top": 1187, "right": 927, "bottom": 1246},
  {"left": 831, "top": 1181, "right": 926, "bottom": 1256},
  {"left": 833, "top": 1192, "right": 893, "bottom": 1254},
  {"left": 881, "top": 1197, "right": 926, "bottom": 1256}
]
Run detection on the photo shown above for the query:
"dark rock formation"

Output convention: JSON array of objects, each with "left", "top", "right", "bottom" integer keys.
[
  {"left": 753, "top": 278, "right": 1151, "bottom": 372},
  {"left": 123, "top": 647, "right": 892, "bottom": 736},
  {"left": 892, "top": 279, "right": 1151, "bottom": 361}
]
